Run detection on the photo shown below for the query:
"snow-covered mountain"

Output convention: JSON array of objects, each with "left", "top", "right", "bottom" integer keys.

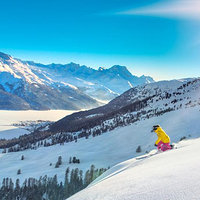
[
  {"left": 0, "top": 89, "right": 31, "bottom": 110},
  {"left": 0, "top": 52, "right": 100, "bottom": 110},
  {"left": 22, "top": 60, "right": 154, "bottom": 102},
  {"left": 49, "top": 77, "right": 199, "bottom": 134},
  {"left": 0, "top": 51, "right": 154, "bottom": 110},
  {"left": 1, "top": 76, "right": 200, "bottom": 199}
]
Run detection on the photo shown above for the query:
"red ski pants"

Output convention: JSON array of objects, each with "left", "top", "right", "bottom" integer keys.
[{"left": 157, "top": 141, "right": 171, "bottom": 151}]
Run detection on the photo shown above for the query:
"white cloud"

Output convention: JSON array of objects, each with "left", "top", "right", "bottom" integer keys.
[{"left": 117, "top": 0, "right": 200, "bottom": 20}]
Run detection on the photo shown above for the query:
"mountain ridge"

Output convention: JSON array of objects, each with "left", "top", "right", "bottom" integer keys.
[
  {"left": 0, "top": 52, "right": 100, "bottom": 110},
  {"left": 21, "top": 56, "right": 155, "bottom": 96},
  {"left": 49, "top": 77, "right": 198, "bottom": 133},
  {"left": 0, "top": 51, "right": 155, "bottom": 109}
]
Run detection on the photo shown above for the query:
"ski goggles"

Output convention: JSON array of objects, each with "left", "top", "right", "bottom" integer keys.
[{"left": 151, "top": 125, "right": 160, "bottom": 132}]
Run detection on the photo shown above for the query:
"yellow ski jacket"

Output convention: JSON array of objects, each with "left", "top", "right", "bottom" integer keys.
[{"left": 155, "top": 127, "right": 170, "bottom": 144}]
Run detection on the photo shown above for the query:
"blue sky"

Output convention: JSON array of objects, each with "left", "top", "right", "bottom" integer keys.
[{"left": 0, "top": 0, "right": 200, "bottom": 80}]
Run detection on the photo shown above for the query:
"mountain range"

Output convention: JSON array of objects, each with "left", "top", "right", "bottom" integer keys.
[
  {"left": 24, "top": 60, "right": 154, "bottom": 100},
  {"left": 0, "top": 52, "right": 154, "bottom": 110}
]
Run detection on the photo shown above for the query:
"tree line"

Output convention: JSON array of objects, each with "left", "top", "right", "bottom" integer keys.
[{"left": 0, "top": 165, "right": 107, "bottom": 200}]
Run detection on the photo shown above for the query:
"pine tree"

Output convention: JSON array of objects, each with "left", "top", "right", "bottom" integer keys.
[
  {"left": 84, "top": 170, "right": 91, "bottom": 187},
  {"left": 72, "top": 157, "right": 77, "bottom": 163},
  {"left": 55, "top": 156, "right": 62, "bottom": 168},
  {"left": 136, "top": 145, "right": 142, "bottom": 153},
  {"left": 77, "top": 159, "right": 80, "bottom": 164},
  {"left": 58, "top": 156, "right": 62, "bottom": 165},
  {"left": 78, "top": 170, "right": 83, "bottom": 191},
  {"left": 14, "top": 179, "right": 20, "bottom": 199},
  {"left": 17, "top": 169, "right": 21, "bottom": 175},
  {"left": 55, "top": 162, "right": 59, "bottom": 168},
  {"left": 8, "top": 178, "right": 14, "bottom": 199},
  {"left": 64, "top": 167, "right": 70, "bottom": 198},
  {"left": 93, "top": 169, "right": 99, "bottom": 180},
  {"left": 74, "top": 168, "right": 79, "bottom": 193},
  {"left": 69, "top": 157, "right": 72, "bottom": 164},
  {"left": 90, "top": 165, "right": 95, "bottom": 182},
  {"left": 52, "top": 175, "right": 59, "bottom": 199},
  {"left": 59, "top": 182, "right": 65, "bottom": 200},
  {"left": 69, "top": 169, "right": 75, "bottom": 196}
]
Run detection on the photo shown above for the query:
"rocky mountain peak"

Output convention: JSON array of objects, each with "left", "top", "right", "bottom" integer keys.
[{"left": 0, "top": 52, "right": 11, "bottom": 60}]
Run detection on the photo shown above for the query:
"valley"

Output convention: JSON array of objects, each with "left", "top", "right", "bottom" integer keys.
[{"left": 0, "top": 110, "right": 77, "bottom": 139}]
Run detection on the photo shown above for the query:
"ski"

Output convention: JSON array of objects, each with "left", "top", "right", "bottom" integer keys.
[
  {"left": 135, "top": 150, "right": 162, "bottom": 160},
  {"left": 135, "top": 144, "right": 177, "bottom": 160}
]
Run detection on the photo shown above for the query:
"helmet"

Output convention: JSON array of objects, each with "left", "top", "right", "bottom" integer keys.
[{"left": 151, "top": 124, "right": 160, "bottom": 132}]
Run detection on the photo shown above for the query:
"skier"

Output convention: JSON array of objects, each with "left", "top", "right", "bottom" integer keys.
[{"left": 152, "top": 125, "right": 172, "bottom": 151}]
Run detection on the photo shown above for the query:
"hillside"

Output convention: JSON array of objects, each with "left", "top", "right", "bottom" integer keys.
[
  {"left": 0, "top": 89, "right": 31, "bottom": 110},
  {"left": 1, "top": 77, "right": 199, "bottom": 151},
  {"left": 0, "top": 77, "right": 200, "bottom": 199},
  {"left": 49, "top": 78, "right": 199, "bottom": 133},
  {"left": 68, "top": 138, "right": 200, "bottom": 200},
  {"left": 0, "top": 104, "right": 200, "bottom": 187}
]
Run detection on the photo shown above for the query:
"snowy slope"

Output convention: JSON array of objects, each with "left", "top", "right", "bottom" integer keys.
[
  {"left": 68, "top": 138, "right": 200, "bottom": 200},
  {"left": 0, "top": 104, "right": 200, "bottom": 187},
  {"left": 49, "top": 77, "right": 200, "bottom": 135},
  {"left": 0, "top": 53, "right": 43, "bottom": 86}
]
